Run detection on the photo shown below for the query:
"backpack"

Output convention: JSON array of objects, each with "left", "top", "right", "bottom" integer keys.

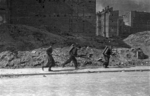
[{"left": 69, "top": 47, "right": 77, "bottom": 56}]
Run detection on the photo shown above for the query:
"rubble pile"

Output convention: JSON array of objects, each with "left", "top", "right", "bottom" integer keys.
[
  {"left": 0, "top": 47, "right": 102, "bottom": 68},
  {"left": 1, "top": 46, "right": 149, "bottom": 68}
]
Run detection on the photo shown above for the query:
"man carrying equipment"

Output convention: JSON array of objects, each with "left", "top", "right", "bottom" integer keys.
[
  {"left": 102, "top": 45, "right": 112, "bottom": 68},
  {"left": 62, "top": 44, "right": 79, "bottom": 69}
]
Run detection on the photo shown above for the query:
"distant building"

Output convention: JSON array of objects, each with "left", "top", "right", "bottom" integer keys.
[
  {"left": 97, "top": 7, "right": 150, "bottom": 38},
  {"left": 96, "top": 6, "right": 119, "bottom": 37},
  {"left": 127, "top": 11, "right": 150, "bottom": 33}
]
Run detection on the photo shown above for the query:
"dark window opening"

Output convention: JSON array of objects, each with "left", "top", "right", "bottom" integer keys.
[
  {"left": 35, "top": 15, "right": 39, "bottom": 17},
  {"left": 57, "top": 15, "right": 60, "bottom": 17},
  {"left": 39, "top": 19, "right": 42, "bottom": 22},
  {"left": 36, "top": 0, "right": 46, "bottom": 3},
  {"left": 38, "top": 0, "right": 42, "bottom": 3},
  {"left": 64, "top": 14, "right": 67, "bottom": 17},
  {"left": 0, "top": 8, "right": 5, "bottom": 10}
]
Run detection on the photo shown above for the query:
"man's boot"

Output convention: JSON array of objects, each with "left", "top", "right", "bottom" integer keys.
[
  {"left": 75, "top": 64, "right": 78, "bottom": 70},
  {"left": 48, "top": 67, "right": 52, "bottom": 71},
  {"left": 42, "top": 66, "right": 44, "bottom": 71},
  {"left": 75, "top": 67, "right": 79, "bottom": 70},
  {"left": 62, "top": 64, "right": 65, "bottom": 68}
]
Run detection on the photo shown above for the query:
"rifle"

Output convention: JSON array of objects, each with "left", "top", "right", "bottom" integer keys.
[{"left": 103, "top": 46, "right": 109, "bottom": 55}]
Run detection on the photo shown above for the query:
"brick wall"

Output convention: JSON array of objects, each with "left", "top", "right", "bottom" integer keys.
[{"left": 8, "top": 0, "right": 96, "bottom": 35}]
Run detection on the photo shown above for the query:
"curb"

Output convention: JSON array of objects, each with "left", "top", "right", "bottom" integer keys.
[{"left": 0, "top": 69, "right": 150, "bottom": 77}]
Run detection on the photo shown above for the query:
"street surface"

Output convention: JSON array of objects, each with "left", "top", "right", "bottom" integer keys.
[{"left": 0, "top": 72, "right": 150, "bottom": 96}]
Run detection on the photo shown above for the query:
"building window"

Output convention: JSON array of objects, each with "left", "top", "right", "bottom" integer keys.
[{"left": 57, "top": 14, "right": 60, "bottom": 17}]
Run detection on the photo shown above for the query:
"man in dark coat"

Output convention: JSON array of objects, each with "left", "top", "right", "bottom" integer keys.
[
  {"left": 102, "top": 45, "right": 112, "bottom": 68},
  {"left": 62, "top": 44, "right": 79, "bottom": 69},
  {"left": 42, "top": 46, "right": 55, "bottom": 71}
]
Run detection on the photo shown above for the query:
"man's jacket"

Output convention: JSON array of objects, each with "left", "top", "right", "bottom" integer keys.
[{"left": 69, "top": 46, "right": 78, "bottom": 56}]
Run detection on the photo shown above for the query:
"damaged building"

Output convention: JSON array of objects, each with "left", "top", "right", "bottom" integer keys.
[
  {"left": 0, "top": 0, "right": 96, "bottom": 35},
  {"left": 96, "top": 6, "right": 150, "bottom": 38},
  {"left": 96, "top": 6, "right": 120, "bottom": 37}
]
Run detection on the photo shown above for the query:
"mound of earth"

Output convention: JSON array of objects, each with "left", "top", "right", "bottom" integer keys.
[
  {"left": 0, "top": 24, "right": 66, "bottom": 52},
  {"left": 124, "top": 31, "right": 150, "bottom": 57}
]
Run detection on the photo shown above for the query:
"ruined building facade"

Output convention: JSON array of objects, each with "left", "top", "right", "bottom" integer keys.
[
  {"left": 96, "top": 6, "right": 119, "bottom": 37},
  {"left": 96, "top": 6, "right": 150, "bottom": 38},
  {"left": 0, "top": 0, "right": 96, "bottom": 35}
]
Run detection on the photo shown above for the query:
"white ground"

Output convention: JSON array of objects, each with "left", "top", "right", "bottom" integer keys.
[{"left": 0, "top": 72, "right": 150, "bottom": 96}]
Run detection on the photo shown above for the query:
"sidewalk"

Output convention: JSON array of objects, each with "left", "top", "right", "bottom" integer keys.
[{"left": 0, "top": 66, "right": 150, "bottom": 77}]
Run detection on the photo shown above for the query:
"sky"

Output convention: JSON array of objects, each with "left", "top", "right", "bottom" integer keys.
[{"left": 96, "top": 0, "right": 150, "bottom": 15}]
